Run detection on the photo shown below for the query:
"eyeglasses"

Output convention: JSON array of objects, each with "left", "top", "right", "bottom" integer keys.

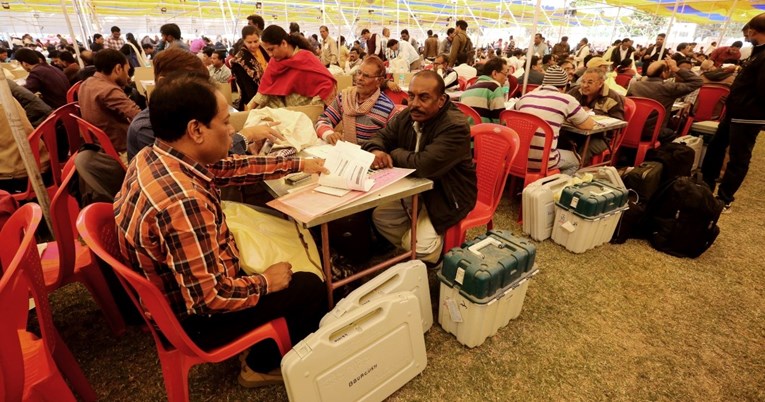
[
  {"left": 580, "top": 80, "right": 602, "bottom": 86},
  {"left": 355, "top": 71, "right": 383, "bottom": 79}
]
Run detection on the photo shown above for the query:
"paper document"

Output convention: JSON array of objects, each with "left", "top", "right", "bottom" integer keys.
[
  {"left": 303, "top": 143, "right": 335, "bottom": 159},
  {"left": 592, "top": 115, "right": 624, "bottom": 126},
  {"left": 316, "top": 141, "right": 376, "bottom": 194}
]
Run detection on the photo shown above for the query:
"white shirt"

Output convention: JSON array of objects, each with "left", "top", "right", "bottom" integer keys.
[
  {"left": 453, "top": 63, "right": 477, "bottom": 80},
  {"left": 396, "top": 40, "right": 420, "bottom": 67}
]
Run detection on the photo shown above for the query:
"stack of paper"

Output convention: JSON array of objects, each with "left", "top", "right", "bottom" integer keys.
[{"left": 315, "top": 141, "right": 376, "bottom": 196}]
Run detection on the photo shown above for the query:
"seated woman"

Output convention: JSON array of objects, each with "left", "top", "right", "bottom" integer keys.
[
  {"left": 315, "top": 56, "right": 396, "bottom": 145},
  {"left": 247, "top": 25, "right": 336, "bottom": 109},
  {"left": 231, "top": 25, "right": 268, "bottom": 111}
]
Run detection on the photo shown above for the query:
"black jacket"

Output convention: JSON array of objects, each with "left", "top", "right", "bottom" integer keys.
[
  {"left": 363, "top": 99, "right": 477, "bottom": 233},
  {"left": 610, "top": 46, "right": 634, "bottom": 66},
  {"left": 726, "top": 44, "right": 765, "bottom": 124}
]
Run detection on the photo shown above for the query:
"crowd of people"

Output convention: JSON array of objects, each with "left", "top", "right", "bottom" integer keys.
[{"left": 1, "top": 10, "right": 763, "bottom": 392}]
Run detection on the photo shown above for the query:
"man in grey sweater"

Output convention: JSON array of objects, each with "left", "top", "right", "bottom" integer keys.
[{"left": 627, "top": 58, "right": 703, "bottom": 143}]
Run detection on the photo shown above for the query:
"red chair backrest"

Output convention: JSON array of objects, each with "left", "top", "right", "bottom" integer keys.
[
  {"left": 606, "top": 97, "right": 637, "bottom": 159},
  {"left": 466, "top": 76, "right": 478, "bottom": 88},
  {"left": 76, "top": 203, "right": 211, "bottom": 357},
  {"left": 500, "top": 110, "right": 554, "bottom": 178},
  {"left": 458, "top": 76, "right": 467, "bottom": 91},
  {"left": 47, "top": 154, "right": 84, "bottom": 287},
  {"left": 693, "top": 85, "right": 730, "bottom": 122},
  {"left": 28, "top": 112, "right": 67, "bottom": 187},
  {"left": 0, "top": 204, "right": 51, "bottom": 401},
  {"left": 471, "top": 123, "right": 521, "bottom": 211},
  {"left": 521, "top": 83, "right": 539, "bottom": 95},
  {"left": 454, "top": 102, "right": 483, "bottom": 125},
  {"left": 70, "top": 114, "right": 127, "bottom": 171},
  {"left": 622, "top": 97, "right": 666, "bottom": 148},
  {"left": 383, "top": 89, "right": 408, "bottom": 105},
  {"left": 615, "top": 73, "right": 633, "bottom": 89},
  {"left": 66, "top": 80, "right": 82, "bottom": 103},
  {"left": 506, "top": 75, "right": 519, "bottom": 99},
  {"left": 55, "top": 102, "right": 83, "bottom": 155}
]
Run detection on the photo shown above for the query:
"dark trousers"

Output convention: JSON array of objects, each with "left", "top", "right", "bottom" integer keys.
[
  {"left": 701, "top": 117, "right": 763, "bottom": 203},
  {"left": 181, "top": 272, "right": 327, "bottom": 373}
]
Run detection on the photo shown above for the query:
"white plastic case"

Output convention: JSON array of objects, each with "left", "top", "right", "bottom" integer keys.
[
  {"left": 673, "top": 135, "right": 704, "bottom": 170},
  {"left": 522, "top": 174, "right": 571, "bottom": 241}
]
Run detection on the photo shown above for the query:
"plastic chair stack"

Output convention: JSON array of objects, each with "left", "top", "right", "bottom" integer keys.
[
  {"left": 77, "top": 203, "right": 293, "bottom": 402},
  {"left": 0, "top": 203, "right": 96, "bottom": 402},
  {"left": 70, "top": 114, "right": 127, "bottom": 171},
  {"left": 443, "top": 124, "right": 520, "bottom": 251}
]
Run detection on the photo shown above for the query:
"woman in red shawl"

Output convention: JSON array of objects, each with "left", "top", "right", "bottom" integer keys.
[{"left": 246, "top": 25, "right": 336, "bottom": 109}]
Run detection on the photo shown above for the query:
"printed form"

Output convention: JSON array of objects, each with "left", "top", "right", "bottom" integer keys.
[{"left": 315, "top": 141, "right": 376, "bottom": 196}]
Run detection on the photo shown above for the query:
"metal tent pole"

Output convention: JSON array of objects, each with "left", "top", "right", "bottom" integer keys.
[
  {"left": 522, "top": 0, "right": 543, "bottom": 94},
  {"left": 716, "top": 0, "right": 740, "bottom": 46},
  {"left": 60, "top": 0, "right": 84, "bottom": 68}
]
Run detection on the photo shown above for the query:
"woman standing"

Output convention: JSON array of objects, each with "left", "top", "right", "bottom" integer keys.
[
  {"left": 231, "top": 25, "right": 269, "bottom": 111},
  {"left": 247, "top": 25, "right": 336, "bottom": 109}
]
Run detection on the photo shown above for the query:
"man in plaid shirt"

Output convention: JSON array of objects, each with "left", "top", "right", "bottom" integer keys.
[
  {"left": 114, "top": 74, "right": 328, "bottom": 388},
  {"left": 105, "top": 26, "right": 125, "bottom": 51}
]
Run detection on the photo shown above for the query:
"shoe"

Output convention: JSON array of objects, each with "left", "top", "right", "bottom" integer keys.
[
  {"left": 238, "top": 365, "right": 284, "bottom": 388},
  {"left": 721, "top": 202, "right": 732, "bottom": 214}
]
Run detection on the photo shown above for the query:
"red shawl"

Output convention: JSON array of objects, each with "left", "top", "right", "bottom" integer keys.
[{"left": 258, "top": 49, "right": 337, "bottom": 101}]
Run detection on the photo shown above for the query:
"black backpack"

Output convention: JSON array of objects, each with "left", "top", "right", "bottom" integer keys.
[
  {"left": 648, "top": 175, "right": 724, "bottom": 258},
  {"left": 645, "top": 142, "right": 694, "bottom": 185}
]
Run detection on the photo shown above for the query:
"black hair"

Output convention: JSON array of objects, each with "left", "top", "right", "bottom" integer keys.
[
  {"left": 561, "top": 36, "right": 568, "bottom": 41},
  {"left": 110, "top": 26, "right": 120, "bottom": 33},
  {"left": 401, "top": 29, "right": 409, "bottom": 35},
  {"left": 0, "top": 47, "right": 8, "bottom": 54},
  {"left": 483, "top": 57, "right": 507, "bottom": 76},
  {"left": 361, "top": 29, "right": 370, "bottom": 35},
  {"left": 149, "top": 73, "right": 219, "bottom": 143},
  {"left": 676, "top": 42, "right": 689, "bottom": 51},
  {"left": 160, "top": 23, "right": 182, "bottom": 40},
  {"left": 289, "top": 22, "right": 300, "bottom": 34},
  {"left": 446, "top": 28, "right": 455, "bottom": 35},
  {"left": 261, "top": 25, "right": 311, "bottom": 51},
  {"left": 542, "top": 54, "right": 553, "bottom": 64},
  {"left": 242, "top": 25, "right": 260, "bottom": 39},
  {"left": 413, "top": 70, "right": 445, "bottom": 96},
  {"left": 202, "top": 46, "right": 214, "bottom": 57},
  {"left": 59, "top": 51, "right": 76, "bottom": 64},
  {"left": 94, "top": 48, "right": 128, "bottom": 74},
  {"left": 580, "top": 37, "right": 589, "bottom": 44},
  {"left": 456, "top": 20, "right": 468, "bottom": 30},
  {"left": 247, "top": 14, "right": 265, "bottom": 30},
  {"left": 142, "top": 43, "right": 154, "bottom": 50},
  {"left": 657, "top": 33, "right": 666, "bottom": 38},
  {"left": 93, "top": 33, "right": 102, "bottom": 40},
  {"left": 213, "top": 49, "right": 227, "bottom": 61},
  {"left": 48, "top": 50, "right": 60, "bottom": 59},
  {"left": 386, "top": 39, "right": 399, "bottom": 48},
  {"left": 13, "top": 48, "right": 39, "bottom": 65},
  {"left": 427, "top": 30, "right": 433, "bottom": 36},
  {"left": 732, "top": 41, "right": 743, "bottom": 47}
]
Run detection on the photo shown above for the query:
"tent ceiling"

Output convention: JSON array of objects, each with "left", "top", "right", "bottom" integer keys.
[{"left": 0, "top": 0, "right": 761, "bottom": 36}]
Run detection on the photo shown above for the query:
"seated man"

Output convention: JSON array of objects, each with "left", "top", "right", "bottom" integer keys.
[
  {"left": 14, "top": 47, "right": 70, "bottom": 109},
  {"left": 432, "top": 54, "right": 459, "bottom": 91},
  {"left": 513, "top": 65, "right": 596, "bottom": 175},
  {"left": 208, "top": 49, "right": 232, "bottom": 84},
  {"left": 78, "top": 49, "right": 141, "bottom": 158},
  {"left": 0, "top": 97, "right": 50, "bottom": 194},
  {"left": 315, "top": 56, "right": 396, "bottom": 144},
  {"left": 459, "top": 57, "right": 510, "bottom": 123},
  {"left": 627, "top": 58, "right": 702, "bottom": 143},
  {"left": 114, "top": 74, "right": 329, "bottom": 388},
  {"left": 362, "top": 71, "right": 477, "bottom": 264},
  {"left": 344, "top": 48, "right": 363, "bottom": 74},
  {"left": 566, "top": 67, "right": 625, "bottom": 162},
  {"left": 518, "top": 55, "right": 545, "bottom": 85}
]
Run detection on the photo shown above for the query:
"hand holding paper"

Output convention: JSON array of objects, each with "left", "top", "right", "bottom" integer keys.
[{"left": 316, "top": 141, "right": 376, "bottom": 195}]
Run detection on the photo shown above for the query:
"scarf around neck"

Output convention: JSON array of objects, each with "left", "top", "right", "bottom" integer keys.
[{"left": 340, "top": 86, "right": 381, "bottom": 143}]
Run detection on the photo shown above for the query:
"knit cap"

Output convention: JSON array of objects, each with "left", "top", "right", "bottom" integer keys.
[{"left": 543, "top": 65, "right": 569, "bottom": 87}]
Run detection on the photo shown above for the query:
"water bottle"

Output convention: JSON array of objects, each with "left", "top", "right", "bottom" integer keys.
[
  {"left": 502, "top": 81, "right": 510, "bottom": 100},
  {"left": 398, "top": 73, "right": 405, "bottom": 86}
]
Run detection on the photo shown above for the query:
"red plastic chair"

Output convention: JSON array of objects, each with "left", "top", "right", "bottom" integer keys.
[
  {"left": 70, "top": 114, "right": 127, "bottom": 171},
  {"left": 11, "top": 102, "right": 82, "bottom": 203},
  {"left": 76, "top": 203, "right": 293, "bottom": 402},
  {"left": 66, "top": 80, "right": 83, "bottom": 103},
  {"left": 589, "top": 97, "right": 636, "bottom": 166},
  {"left": 383, "top": 88, "right": 408, "bottom": 105},
  {"left": 678, "top": 84, "right": 730, "bottom": 137},
  {"left": 457, "top": 76, "right": 467, "bottom": 91},
  {"left": 0, "top": 203, "right": 97, "bottom": 402},
  {"left": 443, "top": 124, "right": 520, "bottom": 251},
  {"left": 454, "top": 102, "right": 483, "bottom": 125},
  {"left": 500, "top": 110, "right": 559, "bottom": 188},
  {"left": 520, "top": 83, "right": 539, "bottom": 95},
  {"left": 506, "top": 75, "right": 519, "bottom": 99},
  {"left": 614, "top": 72, "right": 634, "bottom": 90},
  {"left": 466, "top": 76, "right": 478, "bottom": 88},
  {"left": 614, "top": 97, "right": 666, "bottom": 166},
  {"left": 38, "top": 155, "right": 127, "bottom": 336}
]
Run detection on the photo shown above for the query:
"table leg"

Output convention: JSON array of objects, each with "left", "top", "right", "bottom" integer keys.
[
  {"left": 580, "top": 135, "right": 592, "bottom": 169},
  {"left": 410, "top": 194, "right": 419, "bottom": 260},
  {"left": 321, "top": 223, "right": 334, "bottom": 307}
]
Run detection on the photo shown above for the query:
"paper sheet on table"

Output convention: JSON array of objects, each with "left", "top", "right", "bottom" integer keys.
[
  {"left": 592, "top": 115, "right": 624, "bottom": 127},
  {"left": 267, "top": 167, "right": 415, "bottom": 222},
  {"left": 316, "top": 141, "right": 375, "bottom": 193},
  {"left": 303, "top": 143, "right": 334, "bottom": 159}
]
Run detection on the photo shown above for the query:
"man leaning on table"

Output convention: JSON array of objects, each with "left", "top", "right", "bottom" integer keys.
[
  {"left": 114, "top": 74, "right": 329, "bottom": 388},
  {"left": 362, "top": 70, "right": 477, "bottom": 264}
]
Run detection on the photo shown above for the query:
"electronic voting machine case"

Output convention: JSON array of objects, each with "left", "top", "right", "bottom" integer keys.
[
  {"left": 282, "top": 293, "right": 427, "bottom": 402},
  {"left": 319, "top": 260, "right": 432, "bottom": 333}
]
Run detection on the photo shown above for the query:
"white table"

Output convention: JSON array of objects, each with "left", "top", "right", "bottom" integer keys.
[{"left": 265, "top": 174, "right": 433, "bottom": 306}]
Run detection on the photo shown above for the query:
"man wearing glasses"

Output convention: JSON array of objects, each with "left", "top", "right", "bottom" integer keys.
[
  {"left": 432, "top": 54, "right": 459, "bottom": 91},
  {"left": 459, "top": 58, "right": 513, "bottom": 123},
  {"left": 315, "top": 56, "right": 397, "bottom": 144}
]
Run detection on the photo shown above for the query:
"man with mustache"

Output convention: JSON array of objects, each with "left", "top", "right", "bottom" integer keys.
[{"left": 362, "top": 70, "right": 477, "bottom": 264}]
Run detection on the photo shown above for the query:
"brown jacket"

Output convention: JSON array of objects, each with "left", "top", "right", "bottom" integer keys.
[
  {"left": 0, "top": 98, "right": 49, "bottom": 179},
  {"left": 78, "top": 72, "right": 141, "bottom": 153},
  {"left": 424, "top": 36, "right": 439, "bottom": 59}
]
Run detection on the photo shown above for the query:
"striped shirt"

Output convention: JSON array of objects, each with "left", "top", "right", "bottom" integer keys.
[
  {"left": 459, "top": 76, "right": 506, "bottom": 123},
  {"left": 513, "top": 85, "right": 589, "bottom": 171},
  {"left": 114, "top": 140, "right": 303, "bottom": 319},
  {"left": 315, "top": 92, "right": 396, "bottom": 141}
]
